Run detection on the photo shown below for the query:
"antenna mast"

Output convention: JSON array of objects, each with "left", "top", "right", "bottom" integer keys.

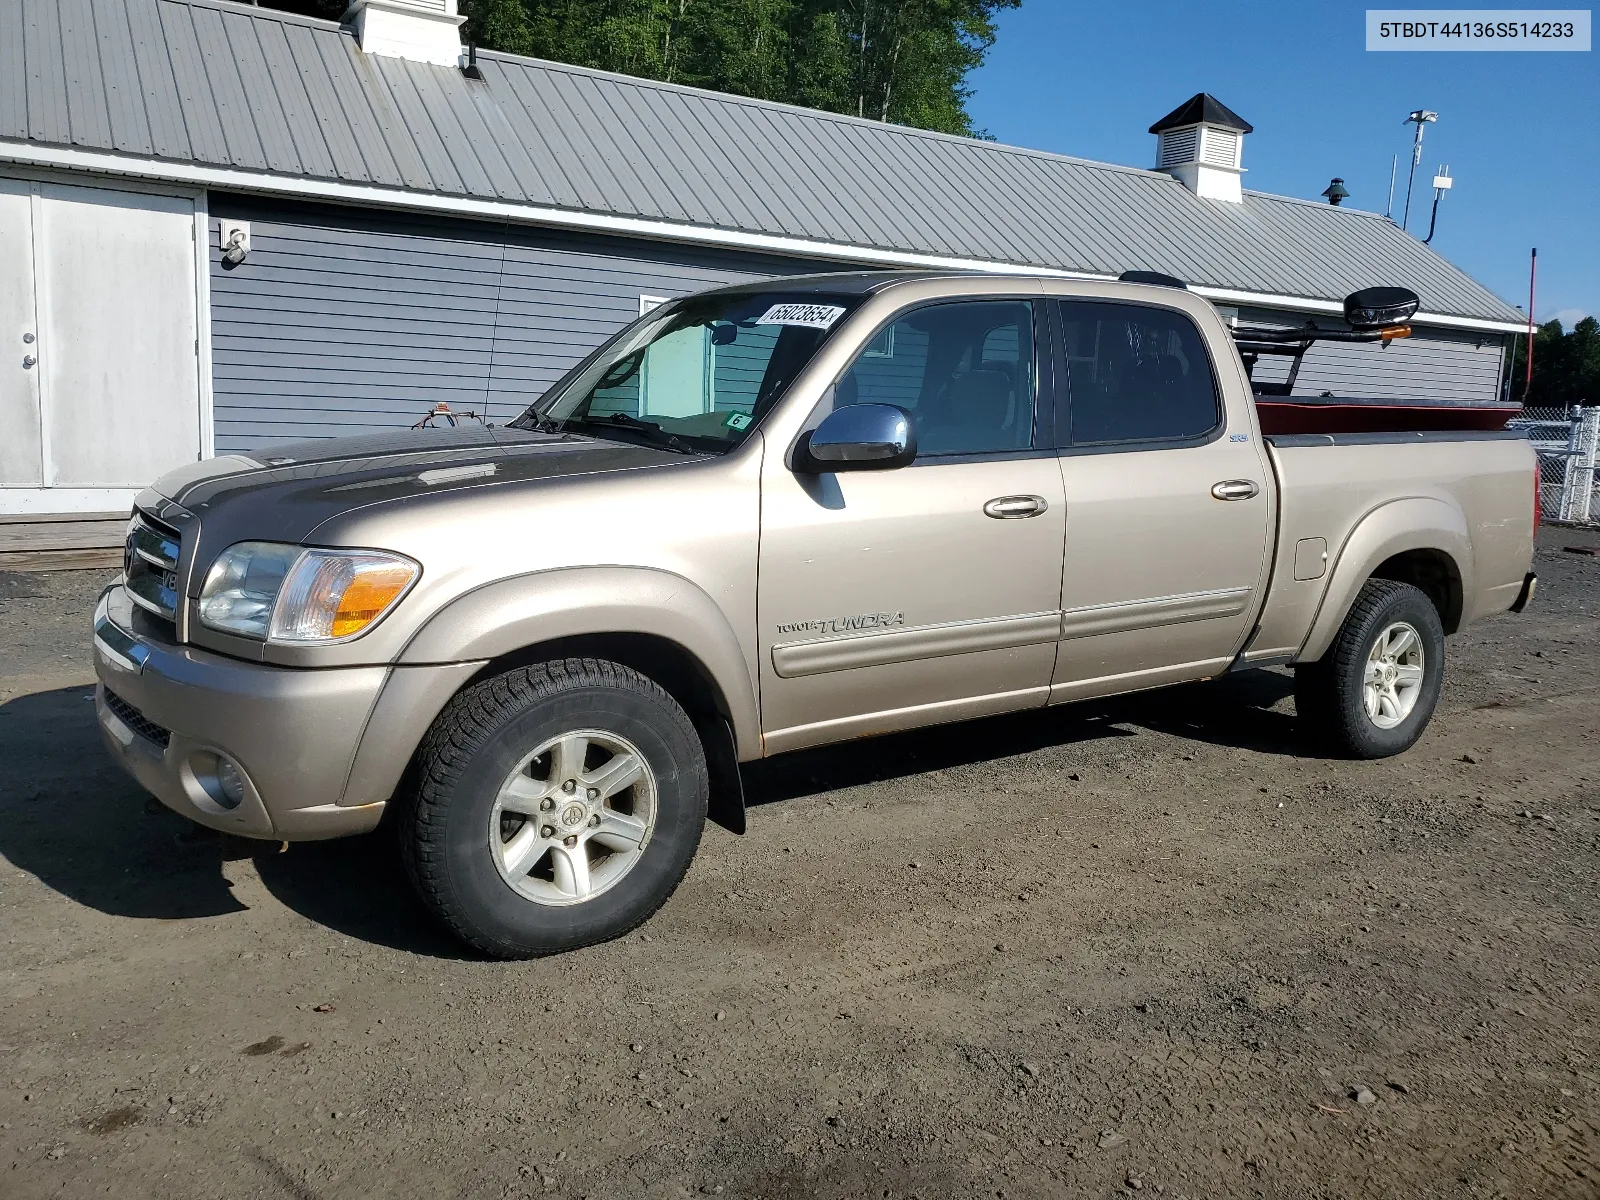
[
  {"left": 1401, "top": 109, "right": 1438, "bottom": 231},
  {"left": 1524, "top": 248, "right": 1538, "bottom": 402}
]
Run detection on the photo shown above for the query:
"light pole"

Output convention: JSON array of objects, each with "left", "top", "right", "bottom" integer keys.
[{"left": 1401, "top": 109, "right": 1438, "bottom": 231}]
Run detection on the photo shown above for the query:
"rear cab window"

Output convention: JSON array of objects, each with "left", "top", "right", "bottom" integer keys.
[{"left": 1056, "top": 300, "right": 1221, "bottom": 447}]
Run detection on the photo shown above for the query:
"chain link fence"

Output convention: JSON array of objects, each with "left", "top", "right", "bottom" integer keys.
[{"left": 1509, "top": 405, "right": 1600, "bottom": 525}]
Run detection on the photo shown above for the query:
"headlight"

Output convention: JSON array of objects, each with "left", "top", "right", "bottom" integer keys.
[
  {"left": 196, "top": 542, "right": 300, "bottom": 638},
  {"left": 198, "top": 542, "right": 419, "bottom": 643}
]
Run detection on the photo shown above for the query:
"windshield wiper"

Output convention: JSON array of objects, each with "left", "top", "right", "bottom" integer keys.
[
  {"left": 514, "top": 408, "right": 563, "bottom": 434},
  {"left": 571, "top": 412, "right": 698, "bottom": 454}
]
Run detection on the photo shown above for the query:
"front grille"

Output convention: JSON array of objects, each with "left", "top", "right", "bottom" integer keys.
[
  {"left": 124, "top": 510, "right": 181, "bottom": 625},
  {"left": 103, "top": 689, "right": 171, "bottom": 750}
]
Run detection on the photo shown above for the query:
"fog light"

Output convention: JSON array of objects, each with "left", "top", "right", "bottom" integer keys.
[{"left": 214, "top": 758, "right": 246, "bottom": 809}]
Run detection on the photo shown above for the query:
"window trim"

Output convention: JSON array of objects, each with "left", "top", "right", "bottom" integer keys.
[
  {"left": 1051, "top": 297, "right": 1226, "bottom": 453},
  {"left": 832, "top": 295, "right": 1053, "bottom": 463}
]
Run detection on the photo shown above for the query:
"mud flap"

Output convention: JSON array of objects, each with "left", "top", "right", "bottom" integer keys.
[
  {"left": 700, "top": 715, "right": 746, "bottom": 835},
  {"left": 1510, "top": 572, "right": 1537, "bottom": 614}
]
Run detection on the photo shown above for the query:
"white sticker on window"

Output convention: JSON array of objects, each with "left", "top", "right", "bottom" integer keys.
[{"left": 755, "top": 303, "right": 846, "bottom": 330}]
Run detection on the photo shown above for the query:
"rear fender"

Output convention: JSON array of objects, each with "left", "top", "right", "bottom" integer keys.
[{"left": 1297, "top": 498, "right": 1473, "bottom": 663}]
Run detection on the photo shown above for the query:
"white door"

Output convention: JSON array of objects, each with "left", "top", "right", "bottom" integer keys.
[
  {"left": 641, "top": 325, "right": 712, "bottom": 418},
  {"left": 36, "top": 183, "right": 200, "bottom": 488},
  {"left": 0, "top": 179, "right": 43, "bottom": 486}
]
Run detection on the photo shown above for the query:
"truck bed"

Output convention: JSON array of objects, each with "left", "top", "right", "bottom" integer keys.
[
  {"left": 1242, "top": 428, "right": 1537, "bottom": 667},
  {"left": 1255, "top": 394, "right": 1520, "bottom": 436}
]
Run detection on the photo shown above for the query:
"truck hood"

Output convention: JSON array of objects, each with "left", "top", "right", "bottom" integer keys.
[{"left": 141, "top": 425, "right": 690, "bottom": 558}]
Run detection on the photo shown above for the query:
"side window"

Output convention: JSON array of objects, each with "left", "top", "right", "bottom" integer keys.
[
  {"left": 1058, "top": 301, "right": 1219, "bottom": 446},
  {"left": 838, "top": 300, "right": 1035, "bottom": 456}
]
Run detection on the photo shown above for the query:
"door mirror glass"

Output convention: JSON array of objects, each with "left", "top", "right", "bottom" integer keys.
[{"left": 798, "top": 403, "right": 917, "bottom": 472}]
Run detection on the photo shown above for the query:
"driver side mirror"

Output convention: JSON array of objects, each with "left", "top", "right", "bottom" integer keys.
[
  {"left": 794, "top": 403, "right": 917, "bottom": 473},
  {"left": 1343, "top": 286, "right": 1420, "bottom": 331}
]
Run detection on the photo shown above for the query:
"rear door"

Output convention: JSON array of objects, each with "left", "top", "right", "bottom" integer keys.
[
  {"left": 1050, "top": 297, "right": 1274, "bottom": 700},
  {"left": 757, "top": 297, "right": 1067, "bottom": 752}
]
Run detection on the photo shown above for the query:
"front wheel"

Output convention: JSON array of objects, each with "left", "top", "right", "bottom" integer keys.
[
  {"left": 1293, "top": 579, "right": 1445, "bottom": 759},
  {"left": 402, "top": 659, "right": 708, "bottom": 958}
]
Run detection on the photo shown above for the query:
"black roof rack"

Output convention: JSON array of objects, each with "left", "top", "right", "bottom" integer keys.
[{"left": 1118, "top": 270, "right": 1188, "bottom": 290}]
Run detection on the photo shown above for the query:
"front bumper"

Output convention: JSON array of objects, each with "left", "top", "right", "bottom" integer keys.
[{"left": 93, "top": 585, "right": 391, "bottom": 840}]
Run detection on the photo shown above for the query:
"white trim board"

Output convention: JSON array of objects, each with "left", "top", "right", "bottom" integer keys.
[
  {"left": 1, "top": 488, "right": 139, "bottom": 515},
  {"left": 0, "top": 140, "right": 1526, "bottom": 336},
  {"left": 194, "top": 193, "right": 216, "bottom": 459}
]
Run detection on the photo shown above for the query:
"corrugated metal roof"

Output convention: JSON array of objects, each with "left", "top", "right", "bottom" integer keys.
[{"left": 0, "top": 0, "right": 1525, "bottom": 325}]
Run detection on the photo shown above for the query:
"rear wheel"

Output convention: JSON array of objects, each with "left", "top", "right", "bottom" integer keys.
[
  {"left": 403, "top": 659, "right": 708, "bottom": 958},
  {"left": 1293, "top": 579, "right": 1445, "bottom": 759}
]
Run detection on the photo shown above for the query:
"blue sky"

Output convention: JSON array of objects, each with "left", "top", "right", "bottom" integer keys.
[{"left": 966, "top": 1, "right": 1598, "bottom": 328}]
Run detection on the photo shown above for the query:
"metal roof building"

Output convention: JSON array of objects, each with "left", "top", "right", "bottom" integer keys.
[
  {"left": 0, "top": 0, "right": 1526, "bottom": 540},
  {"left": 2, "top": 0, "right": 1524, "bottom": 327}
]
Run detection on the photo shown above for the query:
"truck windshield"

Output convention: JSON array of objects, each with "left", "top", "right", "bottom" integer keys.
[{"left": 513, "top": 292, "right": 861, "bottom": 453}]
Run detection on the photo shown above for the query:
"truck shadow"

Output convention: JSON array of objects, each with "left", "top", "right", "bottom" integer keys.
[
  {"left": 744, "top": 668, "right": 1306, "bottom": 806},
  {"left": 0, "top": 684, "right": 467, "bottom": 958},
  {"left": 0, "top": 684, "right": 248, "bottom": 921},
  {"left": 247, "top": 832, "right": 473, "bottom": 960},
  {"left": 0, "top": 668, "right": 1306, "bottom": 955}
]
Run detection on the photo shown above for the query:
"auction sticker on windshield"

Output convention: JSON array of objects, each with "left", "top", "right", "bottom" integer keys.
[{"left": 756, "top": 303, "right": 847, "bottom": 329}]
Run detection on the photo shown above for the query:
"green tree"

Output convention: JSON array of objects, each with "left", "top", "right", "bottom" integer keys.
[
  {"left": 257, "top": 0, "right": 346, "bottom": 19},
  {"left": 257, "top": 0, "right": 1018, "bottom": 135},
  {"left": 1509, "top": 316, "right": 1600, "bottom": 407}
]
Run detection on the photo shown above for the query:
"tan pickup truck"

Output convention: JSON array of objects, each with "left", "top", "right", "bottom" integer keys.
[{"left": 94, "top": 272, "right": 1538, "bottom": 956}]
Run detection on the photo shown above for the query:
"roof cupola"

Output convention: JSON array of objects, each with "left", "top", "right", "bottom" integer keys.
[{"left": 1150, "top": 93, "right": 1252, "bottom": 203}]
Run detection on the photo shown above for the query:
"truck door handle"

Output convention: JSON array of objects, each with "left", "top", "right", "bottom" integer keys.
[
  {"left": 1211, "top": 480, "right": 1259, "bottom": 501},
  {"left": 983, "top": 495, "right": 1048, "bottom": 519}
]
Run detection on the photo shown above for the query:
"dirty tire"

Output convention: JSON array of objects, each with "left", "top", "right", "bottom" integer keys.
[
  {"left": 1294, "top": 579, "right": 1445, "bottom": 759},
  {"left": 402, "top": 659, "right": 708, "bottom": 958}
]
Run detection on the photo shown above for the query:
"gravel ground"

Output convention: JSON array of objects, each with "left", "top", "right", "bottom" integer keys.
[{"left": 1, "top": 527, "right": 1597, "bottom": 1199}]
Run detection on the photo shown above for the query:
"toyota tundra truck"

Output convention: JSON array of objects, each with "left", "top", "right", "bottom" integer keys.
[{"left": 93, "top": 272, "right": 1539, "bottom": 957}]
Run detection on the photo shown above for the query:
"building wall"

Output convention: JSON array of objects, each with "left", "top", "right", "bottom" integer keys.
[
  {"left": 207, "top": 197, "right": 1513, "bottom": 455},
  {"left": 207, "top": 195, "right": 824, "bottom": 453},
  {"left": 1233, "top": 304, "right": 1508, "bottom": 402}
]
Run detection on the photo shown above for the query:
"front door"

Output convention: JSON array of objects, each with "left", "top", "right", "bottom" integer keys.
[
  {"left": 758, "top": 298, "right": 1067, "bottom": 753},
  {"left": 1050, "top": 297, "right": 1274, "bottom": 700}
]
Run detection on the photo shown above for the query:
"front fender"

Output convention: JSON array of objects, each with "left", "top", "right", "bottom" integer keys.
[
  {"left": 398, "top": 566, "right": 762, "bottom": 759},
  {"left": 1297, "top": 497, "right": 1473, "bottom": 663}
]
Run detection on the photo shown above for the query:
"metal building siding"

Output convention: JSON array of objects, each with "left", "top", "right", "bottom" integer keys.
[
  {"left": 206, "top": 198, "right": 816, "bottom": 453},
  {"left": 2, "top": 0, "right": 1523, "bottom": 327},
  {"left": 1236, "top": 306, "right": 1508, "bottom": 402}
]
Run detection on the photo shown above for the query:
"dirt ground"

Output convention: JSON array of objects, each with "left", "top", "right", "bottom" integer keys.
[{"left": 1, "top": 528, "right": 1596, "bottom": 1200}]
